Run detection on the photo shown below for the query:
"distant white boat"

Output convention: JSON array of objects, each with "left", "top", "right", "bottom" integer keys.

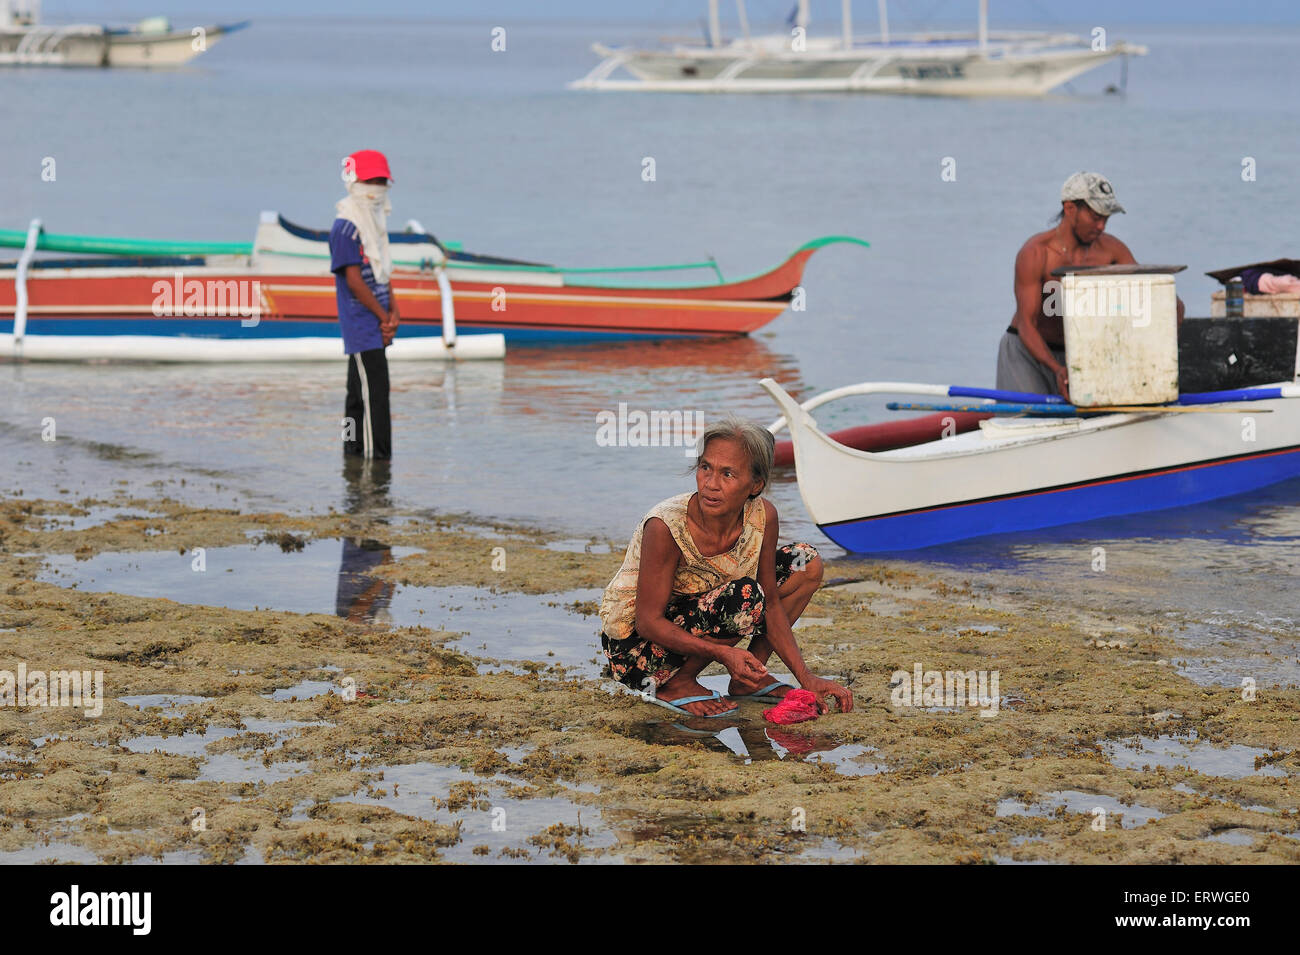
[
  {"left": 0, "top": 0, "right": 247, "bottom": 67},
  {"left": 572, "top": 0, "right": 1146, "bottom": 96}
]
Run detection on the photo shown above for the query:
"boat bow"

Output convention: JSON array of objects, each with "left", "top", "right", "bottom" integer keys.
[{"left": 695, "top": 236, "right": 869, "bottom": 301}]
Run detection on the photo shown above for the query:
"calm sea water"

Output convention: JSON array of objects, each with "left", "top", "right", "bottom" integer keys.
[{"left": 2, "top": 17, "right": 1298, "bottom": 679}]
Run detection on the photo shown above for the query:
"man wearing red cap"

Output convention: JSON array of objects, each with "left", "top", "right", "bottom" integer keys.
[{"left": 331, "top": 149, "right": 399, "bottom": 459}]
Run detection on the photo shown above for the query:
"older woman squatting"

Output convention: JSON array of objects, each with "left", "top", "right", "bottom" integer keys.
[{"left": 598, "top": 415, "right": 854, "bottom": 718}]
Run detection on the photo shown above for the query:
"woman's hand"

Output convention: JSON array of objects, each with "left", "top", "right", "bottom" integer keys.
[
  {"left": 801, "top": 675, "right": 854, "bottom": 714},
  {"left": 717, "top": 645, "right": 768, "bottom": 686}
]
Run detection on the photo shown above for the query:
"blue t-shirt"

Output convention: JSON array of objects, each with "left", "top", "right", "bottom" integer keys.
[{"left": 329, "top": 218, "right": 391, "bottom": 354}]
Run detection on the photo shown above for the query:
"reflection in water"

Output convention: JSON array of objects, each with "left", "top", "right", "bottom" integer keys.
[
  {"left": 335, "top": 539, "right": 394, "bottom": 625},
  {"left": 862, "top": 475, "right": 1300, "bottom": 689},
  {"left": 10, "top": 328, "right": 1298, "bottom": 692},
  {"left": 1102, "top": 731, "right": 1287, "bottom": 779},
  {"left": 506, "top": 335, "right": 800, "bottom": 383},
  {"left": 341, "top": 455, "right": 393, "bottom": 515},
  {"left": 336, "top": 457, "right": 394, "bottom": 625},
  {"left": 0, "top": 336, "right": 808, "bottom": 539},
  {"left": 500, "top": 337, "right": 803, "bottom": 443},
  {"left": 918, "top": 475, "right": 1300, "bottom": 570},
  {"left": 623, "top": 718, "right": 880, "bottom": 774}
]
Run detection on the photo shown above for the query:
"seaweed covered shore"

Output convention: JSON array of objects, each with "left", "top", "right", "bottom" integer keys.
[{"left": 1, "top": 494, "right": 1297, "bottom": 864}]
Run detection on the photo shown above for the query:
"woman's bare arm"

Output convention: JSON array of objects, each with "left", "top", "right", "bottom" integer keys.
[
  {"left": 755, "top": 503, "right": 812, "bottom": 683},
  {"left": 757, "top": 502, "right": 854, "bottom": 712}
]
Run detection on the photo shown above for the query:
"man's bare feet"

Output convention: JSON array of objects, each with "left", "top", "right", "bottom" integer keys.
[{"left": 655, "top": 673, "right": 737, "bottom": 717}]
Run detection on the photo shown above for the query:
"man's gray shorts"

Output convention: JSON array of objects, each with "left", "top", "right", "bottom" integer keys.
[{"left": 995, "top": 331, "right": 1065, "bottom": 397}]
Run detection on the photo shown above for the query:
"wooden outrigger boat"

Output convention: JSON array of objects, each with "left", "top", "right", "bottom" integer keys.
[
  {"left": 0, "top": 214, "right": 866, "bottom": 361},
  {"left": 574, "top": 0, "right": 1145, "bottom": 97},
  {"left": 0, "top": 1, "right": 246, "bottom": 67},
  {"left": 764, "top": 370, "right": 1300, "bottom": 553}
]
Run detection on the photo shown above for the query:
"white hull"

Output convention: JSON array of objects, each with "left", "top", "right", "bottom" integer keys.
[
  {"left": 0, "top": 22, "right": 235, "bottom": 67},
  {"left": 0, "top": 333, "right": 505, "bottom": 363},
  {"left": 105, "top": 29, "right": 228, "bottom": 67},
  {"left": 762, "top": 378, "right": 1300, "bottom": 550},
  {"left": 575, "top": 32, "right": 1146, "bottom": 96}
]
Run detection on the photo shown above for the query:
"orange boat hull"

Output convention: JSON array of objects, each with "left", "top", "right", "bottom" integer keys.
[{"left": 0, "top": 245, "right": 834, "bottom": 341}]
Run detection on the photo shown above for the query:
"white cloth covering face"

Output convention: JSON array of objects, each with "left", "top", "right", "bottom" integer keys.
[{"left": 335, "top": 181, "right": 393, "bottom": 286}]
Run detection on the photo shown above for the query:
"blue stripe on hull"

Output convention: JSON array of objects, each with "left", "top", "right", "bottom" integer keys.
[
  {"left": 821, "top": 446, "right": 1300, "bottom": 553},
  {"left": 19, "top": 318, "right": 343, "bottom": 339},
  {"left": 12, "top": 318, "right": 709, "bottom": 344}
]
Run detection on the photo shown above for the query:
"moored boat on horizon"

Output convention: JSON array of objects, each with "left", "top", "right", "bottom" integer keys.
[
  {"left": 0, "top": 0, "right": 246, "bottom": 67},
  {"left": 574, "top": 0, "right": 1146, "bottom": 96}
]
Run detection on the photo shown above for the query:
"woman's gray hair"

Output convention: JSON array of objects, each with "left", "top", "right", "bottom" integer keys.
[{"left": 694, "top": 414, "right": 775, "bottom": 499}]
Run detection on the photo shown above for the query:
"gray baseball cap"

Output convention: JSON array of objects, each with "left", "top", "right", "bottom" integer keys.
[{"left": 1061, "top": 172, "right": 1125, "bottom": 216}]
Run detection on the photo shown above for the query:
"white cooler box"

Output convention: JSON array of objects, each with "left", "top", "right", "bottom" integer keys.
[{"left": 1059, "top": 265, "right": 1184, "bottom": 407}]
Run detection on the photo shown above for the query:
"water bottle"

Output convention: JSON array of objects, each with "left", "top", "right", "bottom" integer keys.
[{"left": 1226, "top": 277, "right": 1244, "bottom": 318}]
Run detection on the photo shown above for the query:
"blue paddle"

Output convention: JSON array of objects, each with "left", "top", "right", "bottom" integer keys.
[{"left": 888, "top": 384, "right": 1298, "bottom": 416}]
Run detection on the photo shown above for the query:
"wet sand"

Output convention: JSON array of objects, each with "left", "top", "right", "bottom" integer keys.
[{"left": 1, "top": 493, "right": 1297, "bottom": 864}]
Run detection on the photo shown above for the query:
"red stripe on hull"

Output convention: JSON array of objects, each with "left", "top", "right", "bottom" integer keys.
[
  {"left": 775, "top": 411, "right": 992, "bottom": 467},
  {"left": 0, "top": 252, "right": 814, "bottom": 337}
]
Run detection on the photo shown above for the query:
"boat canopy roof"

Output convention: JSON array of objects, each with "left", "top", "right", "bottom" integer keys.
[{"left": 1206, "top": 258, "right": 1300, "bottom": 285}]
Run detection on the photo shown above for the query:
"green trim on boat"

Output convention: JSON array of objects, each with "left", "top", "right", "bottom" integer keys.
[
  {"left": 0, "top": 228, "right": 252, "bottom": 258},
  {"left": 255, "top": 246, "right": 722, "bottom": 279},
  {"left": 794, "top": 235, "right": 871, "bottom": 253},
  {"left": 565, "top": 235, "right": 870, "bottom": 290},
  {"left": 2, "top": 226, "right": 868, "bottom": 290},
  {"left": 255, "top": 247, "right": 441, "bottom": 269},
  {"left": 546, "top": 259, "right": 726, "bottom": 282},
  {"left": 254, "top": 246, "right": 727, "bottom": 283}
]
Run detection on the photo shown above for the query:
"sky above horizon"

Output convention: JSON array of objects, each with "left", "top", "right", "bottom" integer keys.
[{"left": 39, "top": 1, "right": 1300, "bottom": 26}]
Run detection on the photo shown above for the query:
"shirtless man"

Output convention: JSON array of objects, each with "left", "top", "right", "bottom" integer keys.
[{"left": 997, "top": 172, "right": 1184, "bottom": 400}]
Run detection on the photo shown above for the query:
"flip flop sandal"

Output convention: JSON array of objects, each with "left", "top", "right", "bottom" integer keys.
[
  {"left": 648, "top": 690, "right": 738, "bottom": 718},
  {"left": 728, "top": 679, "right": 796, "bottom": 703}
]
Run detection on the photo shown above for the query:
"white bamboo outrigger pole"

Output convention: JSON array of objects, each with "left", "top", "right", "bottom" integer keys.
[
  {"left": 877, "top": 0, "right": 888, "bottom": 44},
  {"left": 0, "top": 335, "right": 501, "bottom": 362},
  {"left": 405, "top": 217, "right": 457, "bottom": 352},
  {"left": 979, "top": 0, "right": 989, "bottom": 52},
  {"left": 767, "top": 381, "right": 951, "bottom": 434},
  {"left": 13, "top": 216, "right": 42, "bottom": 354},
  {"left": 841, "top": 0, "right": 852, "bottom": 48},
  {"left": 435, "top": 268, "right": 457, "bottom": 350},
  {"left": 735, "top": 0, "right": 750, "bottom": 45},
  {"left": 707, "top": 0, "right": 721, "bottom": 47}
]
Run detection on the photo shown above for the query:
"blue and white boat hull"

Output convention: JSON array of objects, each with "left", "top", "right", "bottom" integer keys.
[{"left": 762, "top": 378, "right": 1300, "bottom": 553}]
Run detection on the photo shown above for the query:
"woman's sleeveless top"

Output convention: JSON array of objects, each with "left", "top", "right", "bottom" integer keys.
[{"left": 598, "top": 492, "right": 766, "bottom": 641}]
